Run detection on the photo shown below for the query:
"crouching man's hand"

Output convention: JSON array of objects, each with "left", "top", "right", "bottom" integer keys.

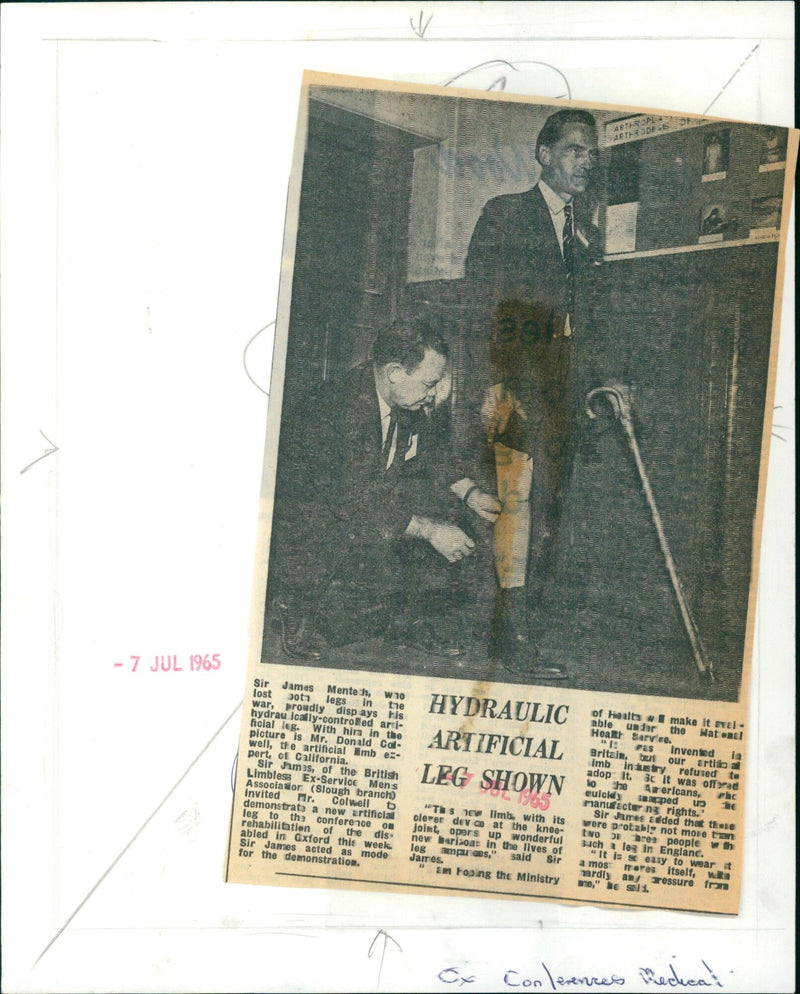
[
  {"left": 466, "top": 488, "right": 502, "bottom": 523},
  {"left": 406, "top": 516, "right": 476, "bottom": 562},
  {"left": 450, "top": 478, "right": 502, "bottom": 523}
]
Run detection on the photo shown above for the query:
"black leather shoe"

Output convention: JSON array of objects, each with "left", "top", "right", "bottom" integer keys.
[
  {"left": 489, "top": 588, "right": 567, "bottom": 680},
  {"left": 271, "top": 596, "right": 326, "bottom": 660},
  {"left": 489, "top": 629, "right": 567, "bottom": 680},
  {"left": 386, "top": 617, "right": 466, "bottom": 658}
]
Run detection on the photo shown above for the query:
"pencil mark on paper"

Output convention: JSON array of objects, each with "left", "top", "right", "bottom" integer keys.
[
  {"left": 242, "top": 321, "right": 274, "bottom": 396},
  {"left": 409, "top": 10, "right": 433, "bottom": 39},
  {"left": 703, "top": 43, "right": 760, "bottom": 115},
  {"left": 174, "top": 802, "right": 202, "bottom": 836},
  {"left": 443, "top": 60, "right": 571, "bottom": 99},
  {"left": 368, "top": 929, "right": 402, "bottom": 989},
  {"left": 20, "top": 430, "right": 59, "bottom": 475},
  {"left": 771, "top": 404, "right": 791, "bottom": 443}
]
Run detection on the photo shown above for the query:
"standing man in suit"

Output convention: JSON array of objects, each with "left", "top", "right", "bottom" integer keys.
[
  {"left": 464, "top": 108, "right": 602, "bottom": 678},
  {"left": 266, "top": 318, "right": 500, "bottom": 660}
]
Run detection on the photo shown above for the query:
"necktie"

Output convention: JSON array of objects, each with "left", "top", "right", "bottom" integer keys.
[
  {"left": 381, "top": 406, "right": 398, "bottom": 468},
  {"left": 562, "top": 202, "right": 575, "bottom": 315},
  {"left": 384, "top": 409, "right": 414, "bottom": 471}
]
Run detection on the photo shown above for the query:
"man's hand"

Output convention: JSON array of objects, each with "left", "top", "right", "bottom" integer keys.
[
  {"left": 481, "top": 382, "right": 526, "bottom": 444},
  {"left": 466, "top": 488, "right": 502, "bottom": 523},
  {"left": 428, "top": 523, "right": 476, "bottom": 562},
  {"left": 405, "top": 516, "right": 475, "bottom": 562}
]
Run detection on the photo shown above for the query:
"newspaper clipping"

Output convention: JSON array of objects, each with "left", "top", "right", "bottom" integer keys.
[{"left": 225, "top": 73, "right": 796, "bottom": 913}]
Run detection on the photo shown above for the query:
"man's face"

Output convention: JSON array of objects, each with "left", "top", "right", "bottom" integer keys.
[
  {"left": 388, "top": 347, "right": 448, "bottom": 410},
  {"left": 539, "top": 123, "right": 598, "bottom": 200}
]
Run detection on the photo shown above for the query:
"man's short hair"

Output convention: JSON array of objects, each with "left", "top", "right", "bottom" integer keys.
[
  {"left": 372, "top": 317, "right": 449, "bottom": 372},
  {"left": 535, "top": 109, "right": 597, "bottom": 164}
]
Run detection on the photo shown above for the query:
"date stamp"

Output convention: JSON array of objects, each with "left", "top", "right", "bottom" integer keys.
[
  {"left": 113, "top": 654, "right": 222, "bottom": 672},
  {"left": 421, "top": 765, "right": 555, "bottom": 809}
]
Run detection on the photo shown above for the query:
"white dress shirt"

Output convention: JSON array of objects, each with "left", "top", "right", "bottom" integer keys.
[{"left": 537, "top": 179, "right": 575, "bottom": 336}]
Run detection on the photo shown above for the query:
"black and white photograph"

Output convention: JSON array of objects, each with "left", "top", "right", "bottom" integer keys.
[
  {"left": 701, "top": 128, "right": 729, "bottom": 179},
  {"left": 758, "top": 126, "right": 788, "bottom": 170},
  {"left": 699, "top": 202, "right": 739, "bottom": 241},
  {"left": 750, "top": 194, "right": 783, "bottom": 232},
  {"left": 257, "top": 80, "right": 786, "bottom": 704}
]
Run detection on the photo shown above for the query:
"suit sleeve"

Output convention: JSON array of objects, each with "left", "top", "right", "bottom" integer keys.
[
  {"left": 289, "top": 384, "right": 457, "bottom": 548},
  {"left": 464, "top": 198, "right": 506, "bottom": 313},
  {"left": 453, "top": 199, "right": 508, "bottom": 488}
]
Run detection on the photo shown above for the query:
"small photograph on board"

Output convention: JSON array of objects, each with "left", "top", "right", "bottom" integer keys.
[
  {"left": 758, "top": 127, "right": 788, "bottom": 171},
  {"left": 605, "top": 201, "right": 638, "bottom": 254},
  {"left": 702, "top": 129, "right": 729, "bottom": 181},
  {"left": 750, "top": 195, "right": 782, "bottom": 238},
  {"left": 699, "top": 203, "right": 737, "bottom": 242}
]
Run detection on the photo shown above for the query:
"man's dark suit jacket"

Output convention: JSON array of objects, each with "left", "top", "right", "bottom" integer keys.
[
  {"left": 269, "top": 362, "right": 454, "bottom": 599},
  {"left": 466, "top": 184, "right": 578, "bottom": 339},
  {"left": 463, "top": 183, "right": 602, "bottom": 448},
  {"left": 461, "top": 184, "right": 603, "bottom": 587}
]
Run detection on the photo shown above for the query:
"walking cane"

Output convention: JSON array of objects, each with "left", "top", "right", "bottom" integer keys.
[{"left": 585, "top": 385, "right": 714, "bottom": 683}]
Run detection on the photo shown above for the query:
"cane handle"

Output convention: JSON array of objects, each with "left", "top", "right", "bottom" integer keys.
[{"left": 585, "top": 384, "right": 632, "bottom": 423}]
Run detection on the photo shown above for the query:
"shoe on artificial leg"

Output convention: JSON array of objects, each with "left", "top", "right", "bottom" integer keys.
[
  {"left": 271, "top": 595, "right": 327, "bottom": 660},
  {"left": 385, "top": 615, "right": 466, "bottom": 658}
]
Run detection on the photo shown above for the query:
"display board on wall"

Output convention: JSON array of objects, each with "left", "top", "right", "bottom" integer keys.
[{"left": 603, "top": 116, "right": 788, "bottom": 257}]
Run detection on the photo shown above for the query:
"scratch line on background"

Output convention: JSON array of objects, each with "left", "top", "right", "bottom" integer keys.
[
  {"left": 34, "top": 700, "right": 243, "bottom": 967},
  {"left": 443, "top": 59, "right": 571, "bottom": 99},
  {"left": 243, "top": 322, "right": 274, "bottom": 396},
  {"left": 703, "top": 43, "right": 760, "bottom": 114},
  {"left": 20, "top": 431, "right": 59, "bottom": 475}
]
